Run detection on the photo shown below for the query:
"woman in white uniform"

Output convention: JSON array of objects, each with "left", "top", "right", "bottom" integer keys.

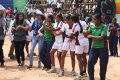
[
  {"left": 48, "top": 14, "right": 64, "bottom": 73},
  {"left": 71, "top": 14, "right": 89, "bottom": 79},
  {"left": 56, "top": 14, "right": 76, "bottom": 77}
]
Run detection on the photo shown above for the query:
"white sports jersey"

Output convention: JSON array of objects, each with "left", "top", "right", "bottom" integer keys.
[
  {"left": 72, "top": 21, "right": 89, "bottom": 46},
  {"left": 54, "top": 21, "right": 64, "bottom": 43},
  {"left": 61, "top": 23, "right": 75, "bottom": 42},
  {"left": 26, "top": 19, "right": 33, "bottom": 38}
]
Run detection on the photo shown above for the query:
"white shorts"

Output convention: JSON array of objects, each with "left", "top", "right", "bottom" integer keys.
[
  {"left": 26, "top": 36, "right": 32, "bottom": 41},
  {"left": 75, "top": 45, "right": 89, "bottom": 54},
  {"left": 52, "top": 41, "right": 63, "bottom": 52},
  {"left": 62, "top": 41, "right": 75, "bottom": 52}
]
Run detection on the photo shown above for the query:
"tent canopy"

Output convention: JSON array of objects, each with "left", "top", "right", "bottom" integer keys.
[{"left": 0, "top": 4, "right": 6, "bottom": 10}]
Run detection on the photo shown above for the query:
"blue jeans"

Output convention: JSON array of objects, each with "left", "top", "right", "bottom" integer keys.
[
  {"left": 109, "top": 36, "right": 118, "bottom": 56},
  {"left": 88, "top": 48, "right": 109, "bottom": 80},
  {"left": 40, "top": 41, "right": 53, "bottom": 69},
  {"left": 29, "top": 36, "right": 43, "bottom": 65}
]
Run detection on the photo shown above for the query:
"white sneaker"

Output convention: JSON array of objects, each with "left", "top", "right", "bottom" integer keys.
[
  {"left": 58, "top": 69, "right": 64, "bottom": 77},
  {"left": 74, "top": 75, "right": 84, "bottom": 80},
  {"left": 45, "top": 68, "right": 50, "bottom": 71},
  {"left": 47, "top": 66, "right": 56, "bottom": 73},
  {"left": 83, "top": 72, "right": 87, "bottom": 77},
  {"left": 71, "top": 71, "right": 76, "bottom": 76}
]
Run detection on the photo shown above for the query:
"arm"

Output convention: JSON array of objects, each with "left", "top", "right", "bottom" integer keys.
[
  {"left": 11, "top": 26, "right": 16, "bottom": 34},
  {"left": 50, "top": 27, "right": 61, "bottom": 31},
  {"left": 88, "top": 35, "right": 106, "bottom": 40},
  {"left": 88, "top": 26, "right": 108, "bottom": 40},
  {"left": 20, "top": 25, "right": 29, "bottom": 31},
  {"left": 38, "top": 26, "right": 44, "bottom": 33},
  {"left": 38, "top": 26, "right": 44, "bottom": 37}
]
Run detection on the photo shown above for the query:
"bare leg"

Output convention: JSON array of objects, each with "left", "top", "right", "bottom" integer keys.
[
  {"left": 76, "top": 54, "right": 84, "bottom": 74},
  {"left": 70, "top": 51, "right": 75, "bottom": 71},
  {"left": 60, "top": 50, "right": 67, "bottom": 70},
  {"left": 57, "top": 51, "right": 62, "bottom": 67},
  {"left": 82, "top": 53, "right": 87, "bottom": 73},
  {"left": 50, "top": 49, "right": 57, "bottom": 66},
  {"left": 25, "top": 41, "right": 30, "bottom": 56}
]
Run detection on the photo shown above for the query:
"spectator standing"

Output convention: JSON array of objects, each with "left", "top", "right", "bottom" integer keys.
[
  {"left": 0, "top": 9, "right": 7, "bottom": 67},
  {"left": 12, "top": 12, "right": 29, "bottom": 66},
  {"left": 109, "top": 18, "right": 119, "bottom": 56}
]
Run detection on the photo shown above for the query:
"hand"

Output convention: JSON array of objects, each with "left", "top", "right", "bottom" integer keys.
[
  {"left": 12, "top": 27, "right": 16, "bottom": 33},
  {"left": 87, "top": 35, "right": 92, "bottom": 38},
  {"left": 39, "top": 33, "right": 43, "bottom": 37},
  {"left": 83, "top": 32, "right": 88, "bottom": 37},
  {"left": 16, "top": 26, "right": 21, "bottom": 30},
  {"left": 36, "top": 34, "right": 40, "bottom": 38},
  {"left": 53, "top": 31, "right": 57, "bottom": 36}
]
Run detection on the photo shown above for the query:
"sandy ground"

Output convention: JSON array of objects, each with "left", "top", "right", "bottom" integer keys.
[{"left": 0, "top": 35, "right": 120, "bottom": 80}]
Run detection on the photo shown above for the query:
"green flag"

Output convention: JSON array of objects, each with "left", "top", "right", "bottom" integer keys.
[{"left": 13, "top": 0, "right": 27, "bottom": 12}]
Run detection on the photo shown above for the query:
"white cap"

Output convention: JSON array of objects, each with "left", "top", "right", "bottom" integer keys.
[{"left": 36, "top": 9, "right": 43, "bottom": 15}]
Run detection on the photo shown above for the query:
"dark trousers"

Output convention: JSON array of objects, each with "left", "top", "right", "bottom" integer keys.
[
  {"left": 0, "top": 40, "right": 4, "bottom": 63},
  {"left": 14, "top": 41, "right": 26, "bottom": 64},
  {"left": 109, "top": 36, "right": 118, "bottom": 56},
  {"left": 88, "top": 38, "right": 92, "bottom": 54},
  {"left": 40, "top": 41, "right": 53, "bottom": 69},
  {"left": 88, "top": 48, "right": 109, "bottom": 80},
  {"left": 119, "top": 36, "right": 120, "bottom": 47}
]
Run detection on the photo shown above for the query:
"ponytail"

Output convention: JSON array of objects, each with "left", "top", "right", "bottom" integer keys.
[{"left": 78, "top": 22, "right": 83, "bottom": 33}]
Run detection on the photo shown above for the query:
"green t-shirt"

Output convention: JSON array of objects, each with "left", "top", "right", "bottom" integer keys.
[
  {"left": 88, "top": 23, "right": 108, "bottom": 48},
  {"left": 43, "top": 22, "right": 54, "bottom": 41}
]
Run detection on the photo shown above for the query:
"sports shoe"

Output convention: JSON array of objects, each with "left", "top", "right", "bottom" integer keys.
[
  {"left": 27, "top": 65, "right": 33, "bottom": 69},
  {"left": 41, "top": 67, "right": 46, "bottom": 70},
  {"left": 58, "top": 69, "right": 64, "bottom": 77},
  {"left": 71, "top": 71, "right": 76, "bottom": 76},
  {"left": 45, "top": 68, "right": 50, "bottom": 71},
  {"left": 47, "top": 66, "right": 56, "bottom": 73},
  {"left": 83, "top": 72, "right": 87, "bottom": 77},
  {"left": 21, "top": 61, "right": 24, "bottom": 66},
  {"left": 33, "top": 53, "right": 37, "bottom": 56},
  {"left": 1, "top": 62, "right": 5, "bottom": 67},
  {"left": 74, "top": 74, "right": 84, "bottom": 80}
]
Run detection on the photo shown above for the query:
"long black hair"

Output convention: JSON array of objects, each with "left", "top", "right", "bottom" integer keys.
[
  {"left": 48, "top": 14, "right": 55, "bottom": 23},
  {"left": 66, "top": 14, "right": 72, "bottom": 20},
  {"left": 71, "top": 14, "right": 83, "bottom": 33},
  {"left": 56, "top": 13, "right": 64, "bottom": 22},
  {"left": 15, "top": 12, "right": 25, "bottom": 25},
  {"left": 94, "top": 13, "right": 102, "bottom": 23}
]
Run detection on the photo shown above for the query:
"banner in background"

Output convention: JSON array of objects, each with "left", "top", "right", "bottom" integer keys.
[
  {"left": 0, "top": 0, "right": 13, "bottom": 11},
  {"left": 13, "top": 0, "right": 27, "bottom": 12},
  {"left": 116, "top": 0, "right": 120, "bottom": 23}
]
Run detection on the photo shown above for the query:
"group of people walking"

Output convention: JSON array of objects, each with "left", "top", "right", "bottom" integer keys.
[{"left": 0, "top": 7, "right": 120, "bottom": 80}]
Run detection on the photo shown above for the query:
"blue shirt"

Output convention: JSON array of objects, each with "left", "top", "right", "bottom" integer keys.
[{"left": 32, "top": 20, "right": 43, "bottom": 36}]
